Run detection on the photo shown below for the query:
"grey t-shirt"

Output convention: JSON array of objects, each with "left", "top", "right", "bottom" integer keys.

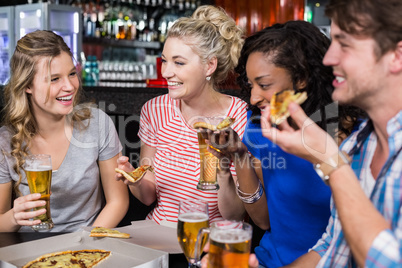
[{"left": 0, "top": 107, "right": 122, "bottom": 232}]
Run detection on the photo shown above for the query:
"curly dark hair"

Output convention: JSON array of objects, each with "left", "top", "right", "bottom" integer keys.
[{"left": 235, "top": 20, "right": 365, "bottom": 139}]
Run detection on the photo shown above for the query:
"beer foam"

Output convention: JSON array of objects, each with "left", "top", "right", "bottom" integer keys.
[
  {"left": 211, "top": 229, "right": 251, "bottom": 244},
  {"left": 178, "top": 212, "right": 209, "bottom": 223},
  {"left": 25, "top": 165, "right": 52, "bottom": 172}
]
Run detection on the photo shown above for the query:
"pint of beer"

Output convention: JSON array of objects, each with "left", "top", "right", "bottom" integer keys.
[
  {"left": 24, "top": 154, "right": 54, "bottom": 231},
  {"left": 178, "top": 212, "right": 209, "bottom": 261},
  {"left": 196, "top": 220, "right": 252, "bottom": 268},
  {"left": 196, "top": 116, "right": 223, "bottom": 191},
  {"left": 177, "top": 200, "right": 209, "bottom": 266}
]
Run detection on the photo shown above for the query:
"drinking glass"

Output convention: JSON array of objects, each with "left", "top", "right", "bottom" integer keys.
[
  {"left": 177, "top": 199, "right": 209, "bottom": 268},
  {"left": 24, "top": 154, "right": 54, "bottom": 231},
  {"left": 196, "top": 116, "right": 223, "bottom": 191},
  {"left": 196, "top": 220, "right": 253, "bottom": 268}
]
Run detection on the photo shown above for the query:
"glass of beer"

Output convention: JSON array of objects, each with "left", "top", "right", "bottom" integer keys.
[
  {"left": 177, "top": 199, "right": 209, "bottom": 267},
  {"left": 196, "top": 220, "right": 253, "bottom": 268},
  {"left": 196, "top": 116, "right": 223, "bottom": 191},
  {"left": 24, "top": 154, "right": 54, "bottom": 231}
]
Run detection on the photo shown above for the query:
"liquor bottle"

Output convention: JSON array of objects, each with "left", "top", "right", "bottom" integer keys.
[
  {"left": 116, "top": 11, "right": 126, "bottom": 39},
  {"left": 102, "top": 7, "right": 109, "bottom": 37},
  {"left": 109, "top": 0, "right": 118, "bottom": 39},
  {"left": 82, "top": 55, "right": 93, "bottom": 86},
  {"left": 94, "top": 0, "right": 104, "bottom": 38},
  {"left": 137, "top": 7, "right": 148, "bottom": 41},
  {"left": 148, "top": 18, "right": 157, "bottom": 42},
  {"left": 91, "top": 55, "right": 100, "bottom": 86},
  {"left": 126, "top": 13, "right": 137, "bottom": 40}
]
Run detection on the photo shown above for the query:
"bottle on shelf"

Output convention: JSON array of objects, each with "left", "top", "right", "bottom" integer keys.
[
  {"left": 116, "top": 11, "right": 126, "bottom": 39},
  {"left": 82, "top": 55, "right": 99, "bottom": 86},
  {"left": 94, "top": 0, "right": 104, "bottom": 38}
]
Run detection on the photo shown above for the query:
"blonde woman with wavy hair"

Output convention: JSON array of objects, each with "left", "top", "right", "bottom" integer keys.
[
  {"left": 0, "top": 30, "right": 128, "bottom": 232},
  {"left": 116, "top": 5, "right": 248, "bottom": 225}
]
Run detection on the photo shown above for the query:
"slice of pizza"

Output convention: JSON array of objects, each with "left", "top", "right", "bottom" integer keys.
[
  {"left": 115, "top": 165, "right": 154, "bottom": 183},
  {"left": 22, "top": 249, "right": 111, "bottom": 268},
  {"left": 270, "top": 90, "right": 308, "bottom": 125},
  {"left": 193, "top": 116, "right": 235, "bottom": 131},
  {"left": 23, "top": 251, "right": 76, "bottom": 268},
  {"left": 89, "top": 227, "right": 130, "bottom": 239},
  {"left": 73, "top": 249, "right": 112, "bottom": 267},
  {"left": 216, "top": 117, "right": 235, "bottom": 130}
]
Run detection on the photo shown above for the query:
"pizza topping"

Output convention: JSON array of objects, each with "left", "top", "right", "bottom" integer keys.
[
  {"left": 23, "top": 249, "right": 111, "bottom": 268},
  {"left": 193, "top": 116, "right": 235, "bottom": 131},
  {"left": 270, "top": 90, "right": 308, "bottom": 125},
  {"left": 90, "top": 227, "right": 130, "bottom": 238},
  {"left": 115, "top": 165, "right": 154, "bottom": 183},
  {"left": 216, "top": 117, "right": 235, "bottom": 130}
]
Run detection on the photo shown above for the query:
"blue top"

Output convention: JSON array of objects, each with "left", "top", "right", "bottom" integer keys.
[{"left": 243, "top": 111, "right": 331, "bottom": 267}]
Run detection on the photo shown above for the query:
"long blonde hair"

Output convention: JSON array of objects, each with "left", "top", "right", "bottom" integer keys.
[
  {"left": 2, "top": 30, "right": 91, "bottom": 196},
  {"left": 167, "top": 5, "right": 244, "bottom": 87}
]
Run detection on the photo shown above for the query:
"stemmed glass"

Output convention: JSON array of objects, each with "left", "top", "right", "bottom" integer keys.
[{"left": 177, "top": 199, "right": 209, "bottom": 267}]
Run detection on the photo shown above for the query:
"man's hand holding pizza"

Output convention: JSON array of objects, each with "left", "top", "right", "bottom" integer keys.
[{"left": 261, "top": 101, "right": 339, "bottom": 165}]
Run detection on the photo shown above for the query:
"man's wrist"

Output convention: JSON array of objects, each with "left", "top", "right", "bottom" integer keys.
[{"left": 314, "top": 150, "right": 351, "bottom": 185}]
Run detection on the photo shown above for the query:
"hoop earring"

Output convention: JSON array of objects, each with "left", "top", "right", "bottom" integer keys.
[{"left": 206, "top": 76, "right": 211, "bottom": 81}]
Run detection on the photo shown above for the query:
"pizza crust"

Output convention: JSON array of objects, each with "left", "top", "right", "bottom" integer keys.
[
  {"left": 115, "top": 165, "right": 154, "bottom": 183},
  {"left": 193, "top": 117, "right": 235, "bottom": 131},
  {"left": 193, "top": 122, "right": 217, "bottom": 131},
  {"left": 90, "top": 227, "right": 130, "bottom": 239}
]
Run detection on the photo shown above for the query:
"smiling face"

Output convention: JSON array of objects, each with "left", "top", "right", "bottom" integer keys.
[
  {"left": 323, "top": 21, "right": 389, "bottom": 109},
  {"left": 246, "top": 52, "right": 294, "bottom": 113},
  {"left": 26, "top": 51, "right": 79, "bottom": 120},
  {"left": 161, "top": 37, "right": 212, "bottom": 101}
]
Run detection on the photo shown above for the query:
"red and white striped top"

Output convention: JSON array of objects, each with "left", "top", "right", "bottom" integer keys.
[{"left": 138, "top": 94, "right": 248, "bottom": 225}]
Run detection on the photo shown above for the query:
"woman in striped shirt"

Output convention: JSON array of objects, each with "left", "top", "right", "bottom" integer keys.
[{"left": 116, "top": 5, "right": 248, "bottom": 226}]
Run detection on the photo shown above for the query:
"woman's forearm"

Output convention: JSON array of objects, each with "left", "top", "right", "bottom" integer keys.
[
  {"left": 217, "top": 170, "right": 246, "bottom": 221},
  {"left": 233, "top": 153, "right": 270, "bottom": 230},
  {"left": 128, "top": 175, "right": 157, "bottom": 206},
  {"left": 93, "top": 199, "right": 129, "bottom": 228}
]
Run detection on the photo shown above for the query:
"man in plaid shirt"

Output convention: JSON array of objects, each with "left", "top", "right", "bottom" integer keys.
[{"left": 258, "top": 0, "right": 402, "bottom": 267}]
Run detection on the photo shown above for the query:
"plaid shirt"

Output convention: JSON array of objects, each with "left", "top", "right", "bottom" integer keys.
[{"left": 312, "top": 110, "right": 402, "bottom": 267}]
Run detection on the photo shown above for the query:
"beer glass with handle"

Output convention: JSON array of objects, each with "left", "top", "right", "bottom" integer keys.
[
  {"left": 196, "top": 220, "right": 253, "bottom": 268},
  {"left": 177, "top": 199, "right": 209, "bottom": 267},
  {"left": 24, "top": 154, "right": 54, "bottom": 231}
]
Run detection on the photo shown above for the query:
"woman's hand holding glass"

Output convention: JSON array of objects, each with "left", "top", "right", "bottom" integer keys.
[
  {"left": 198, "top": 127, "right": 248, "bottom": 164},
  {"left": 12, "top": 193, "right": 47, "bottom": 227}
]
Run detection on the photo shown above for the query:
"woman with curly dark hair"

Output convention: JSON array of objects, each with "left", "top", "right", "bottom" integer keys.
[{"left": 202, "top": 20, "right": 365, "bottom": 267}]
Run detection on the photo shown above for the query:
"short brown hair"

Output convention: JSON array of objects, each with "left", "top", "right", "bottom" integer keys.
[{"left": 325, "top": 0, "right": 402, "bottom": 57}]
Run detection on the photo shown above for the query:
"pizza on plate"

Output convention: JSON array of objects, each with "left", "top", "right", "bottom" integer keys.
[
  {"left": 89, "top": 227, "right": 130, "bottom": 239},
  {"left": 115, "top": 165, "right": 154, "bottom": 183},
  {"left": 22, "top": 249, "right": 111, "bottom": 268},
  {"left": 270, "top": 90, "right": 308, "bottom": 125}
]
